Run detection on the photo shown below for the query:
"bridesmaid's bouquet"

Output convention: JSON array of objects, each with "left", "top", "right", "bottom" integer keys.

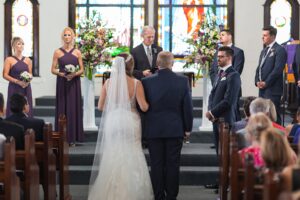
[
  {"left": 65, "top": 64, "right": 78, "bottom": 74},
  {"left": 20, "top": 71, "right": 32, "bottom": 83}
]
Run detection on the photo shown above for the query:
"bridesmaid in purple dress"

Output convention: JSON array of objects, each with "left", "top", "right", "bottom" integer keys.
[
  {"left": 51, "top": 27, "right": 84, "bottom": 145},
  {"left": 3, "top": 37, "right": 33, "bottom": 117}
]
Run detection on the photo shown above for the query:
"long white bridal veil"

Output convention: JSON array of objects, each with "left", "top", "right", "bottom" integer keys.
[{"left": 88, "top": 56, "right": 135, "bottom": 195}]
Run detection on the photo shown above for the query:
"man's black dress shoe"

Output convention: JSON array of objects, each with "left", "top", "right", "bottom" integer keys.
[{"left": 204, "top": 184, "right": 219, "bottom": 189}]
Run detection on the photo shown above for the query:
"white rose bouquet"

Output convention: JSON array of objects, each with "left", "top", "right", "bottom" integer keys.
[
  {"left": 20, "top": 71, "right": 32, "bottom": 83},
  {"left": 65, "top": 64, "right": 77, "bottom": 74}
]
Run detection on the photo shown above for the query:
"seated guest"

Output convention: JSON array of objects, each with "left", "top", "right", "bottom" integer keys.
[
  {"left": 239, "top": 112, "right": 272, "bottom": 168},
  {"left": 0, "top": 92, "right": 24, "bottom": 150},
  {"left": 6, "top": 93, "right": 44, "bottom": 141},
  {"left": 282, "top": 146, "right": 300, "bottom": 193},
  {"left": 286, "top": 107, "right": 300, "bottom": 137},
  {"left": 267, "top": 99, "right": 286, "bottom": 135},
  {"left": 260, "top": 128, "right": 294, "bottom": 172},
  {"left": 232, "top": 96, "right": 256, "bottom": 133}
]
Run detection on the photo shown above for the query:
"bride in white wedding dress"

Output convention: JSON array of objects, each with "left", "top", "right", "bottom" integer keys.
[{"left": 88, "top": 53, "right": 153, "bottom": 200}]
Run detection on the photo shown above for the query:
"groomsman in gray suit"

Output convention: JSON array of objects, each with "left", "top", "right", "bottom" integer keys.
[
  {"left": 255, "top": 25, "right": 287, "bottom": 124},
  {"left": 131, "top": 26, "right": 163, "bottom": 80}
]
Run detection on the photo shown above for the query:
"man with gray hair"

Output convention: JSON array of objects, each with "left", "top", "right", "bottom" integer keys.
[
  {"left": 142, "top": 51, "right": 193, "bottom": 200},
  {"left": 131, "top": 26, "right": 163, "bottom": 80}
]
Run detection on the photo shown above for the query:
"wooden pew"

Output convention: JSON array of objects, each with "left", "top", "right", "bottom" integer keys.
[
  {"left": 0, "top": 137, "right": 20, "bottom": 200},
  {"left": 51, "top": 115, "right": 71, "bottom": 200},
  {"left": 230, "top": 132, "right": 244, "bottom": 200},
  {"left": 218, "top": 121, "right": 230, "bottom": 200},
  {"left": 15, "top": 129, "right": 39, "bottom": 200},
  {"left": 35, "top": 123, "right": 56, "bottom": 200}
]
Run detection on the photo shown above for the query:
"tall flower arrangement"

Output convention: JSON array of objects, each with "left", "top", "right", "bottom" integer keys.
[
  {"left": 77, "top": 10, "right": 115, "bottom": 80},
  {"left": 183, "top": 12, "right": 219, "bottom": 77}
]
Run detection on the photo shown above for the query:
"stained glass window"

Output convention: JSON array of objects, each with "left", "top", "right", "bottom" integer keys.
[
  {"left": 75, "top": 0, "right": 146, "bottom": 48},
  {"left": 12, "top": 0, "right": 33, "bottom": 57},
  {"left": 5, "top": 0, "right": 39, "bottom": 76},
  {"left": 270, "top": 0, "right": 291, "bottom": 44},
  {"left": 157, "top": 0, "right": 230, "bottom": 55}
]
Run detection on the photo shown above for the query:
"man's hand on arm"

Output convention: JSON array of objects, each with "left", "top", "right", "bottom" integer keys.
[{"left": 143, "top": 69, "right": 152, "bottom": 77}]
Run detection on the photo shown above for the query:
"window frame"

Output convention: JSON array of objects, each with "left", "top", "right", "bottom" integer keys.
[
  {"left": 153, "top": 0, "right": 235, "bottom": 56},
  {"left": 264, "top": 0, "right": 299, "bottom": 41},
  {"left": 4, "top": 0, "right": 40, "bottom": 76},
  {"left": 68, "top": 0, "right": 149, "bottom": 50}
]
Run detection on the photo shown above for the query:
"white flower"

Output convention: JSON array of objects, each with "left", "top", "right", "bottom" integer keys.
[
  {"left": 20, "top": 71, "right": 32, "bottom": 83},
  {"left": 65, "top": 64, "right": 76, "bottom": 73}
]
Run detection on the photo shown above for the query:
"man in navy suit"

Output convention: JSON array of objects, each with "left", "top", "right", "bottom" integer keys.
[
  {"left": 209, "top": 29, "right": 244, "bottom": 121},
  {"left": 255, "top": 26, "right": 287, "bottom": 124},
  {"left": 0, "top": 92, "right": 24, "bottom": 150},
  {"left": 142, "top": 51, "right": 193, "bottom": 200},
  {"left": 131, "top": 26, "right": 163, "bottom": 80},
  {"left": 210, "top": 29, "right": 245, "bottom": 84},
  {"left": 206, "top": 46, "right": 241, "bottom": 155},
  {"left": 6, "top": 93, "right": 44, "bottom": 141}
]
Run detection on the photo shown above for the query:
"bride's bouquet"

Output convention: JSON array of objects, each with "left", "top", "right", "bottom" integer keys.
[{"left": 20, "top": 71, "right": 32, "bottom": 83}]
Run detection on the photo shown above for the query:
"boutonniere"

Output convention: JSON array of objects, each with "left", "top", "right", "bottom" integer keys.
[
  {"left": 153, "top": 48, "right": 157, "bottom": 54},
  {"left": 221, "top": 77, "right": 227, "bottom": 81},
  {"left": 268, "top": 48, "right": 275, "bottom": 57},
  {"left": 220, "top": 71, "right": 227, "bottom": 78}
]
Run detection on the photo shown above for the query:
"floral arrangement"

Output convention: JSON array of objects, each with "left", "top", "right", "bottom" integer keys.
[
  {"left": 77, "top": 10, "right": 115, "bottom": 80},
  {"left": 20, "top": 71, "right": 32, "bottom": 83},
  {"left": 183, "top": 12, "right": 220, "bottom": 77},
  {"left": 65, "top": 64, "right": 78, "bottom": 74}
]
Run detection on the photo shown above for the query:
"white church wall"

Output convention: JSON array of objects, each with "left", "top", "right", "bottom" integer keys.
[
  {"left": 235, "top": 0, "right": 263, "bottom": 97},
  {"left": 0, "top": 0, "right": 291, "bottom": 101}
]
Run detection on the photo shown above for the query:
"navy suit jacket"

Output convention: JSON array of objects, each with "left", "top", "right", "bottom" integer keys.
[
  {"left": 209, "top": 45, "right": 245, "bottom": 84},
  {"left": 130, "top": 44, "right": 163, "bottom": 80},
  {"left": 6, "top": 113, "right": 44, "bottom": 141},
  {"left": 255, "top": 42, "right": 287, "bottom": 97},
  {"left": 208, "top": 67, "right": 241, "bottom": 125},
  {"left": 0, "top": 117, "right": 24, "bottom": 150},
  {"left": 142, "top": 68, "right": 193, "bottom": 138}
]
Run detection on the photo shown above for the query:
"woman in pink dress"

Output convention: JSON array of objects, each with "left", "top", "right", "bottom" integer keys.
[
  {"left": 3, "top": 37, "right": 33, "bottom": 117},
  {"left": 239, "top": 112, "right": 272, "bottom": 168}
]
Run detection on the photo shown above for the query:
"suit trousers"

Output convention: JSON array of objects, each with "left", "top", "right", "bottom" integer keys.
[
  {"left": 147, "top": 137, "right": 183, "bottom": 200},
  {"left": 213, "top": 122, "right": 219, "bottom": 155}
]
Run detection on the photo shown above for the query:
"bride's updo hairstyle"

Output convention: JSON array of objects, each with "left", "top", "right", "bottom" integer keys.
[{"left": 117, "top": 53, "right": 134, "bottom": 77}]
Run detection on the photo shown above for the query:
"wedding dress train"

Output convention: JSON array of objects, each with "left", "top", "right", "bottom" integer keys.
[{"left": 88, "top": 56, "right": 153, "bottom": 200}]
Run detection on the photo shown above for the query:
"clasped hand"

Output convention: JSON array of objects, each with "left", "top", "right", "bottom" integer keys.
[
  {"left": 17, "top": 80, "right": 29, "bottom": 88},
  {"left": 65, "top": 73, "right": 76, "bottom": 81},
  {"left": 256, "top": 81, "right": 266, "bottom": 89}
]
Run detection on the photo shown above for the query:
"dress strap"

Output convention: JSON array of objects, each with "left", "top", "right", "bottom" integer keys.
[
  {"left": 21, "top": 57, "right": 26, "bottom": 61},
  {"left": 69, "top": 48, "right": 75, "bottom": 54},
  {"left": 11, "top": 56, "right": 20, "bottom": 61},
  {"left": 59, "top": 48, "right": 67, "bottom": 54}
]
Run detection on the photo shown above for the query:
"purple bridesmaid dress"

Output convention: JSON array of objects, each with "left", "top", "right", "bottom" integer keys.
[
  {"left": 55, "top": 48, "right": 84, "bottom": 143},
  {"left": 6, "top": 56, "right": 33, "bottom": 117}
]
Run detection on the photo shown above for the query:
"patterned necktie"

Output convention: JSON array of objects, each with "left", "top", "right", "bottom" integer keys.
[
  {"left": 146, "top": 46, "right": 152, "bottom": 66},
  {"left": 259, "top": 46, "right": 270, "bottom": 81},
  {"left": 214, "top": 69, "right": 224, "bottom": 87}
]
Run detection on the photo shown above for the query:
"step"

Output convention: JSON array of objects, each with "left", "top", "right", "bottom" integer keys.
[
  {"left": 35, "top": 96, "right": 203, "bottom": 107},
  {"left": 68, "top": 185, "right": 218, "bottom": 200},
  {"left": 35, "top": 96, "right": 249, "bottom": 108},
  {"left": 68, "top": 165, "right": 218, "bottom": 185},
  {"left": 33, "top": 106, "right": 202, "bottom": 117},
  {"left": 69, "top": 143, "right": 217, "bottom": 166},
  {"left": 83, "top": 129, "right": 214, "bottom": 143}
]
